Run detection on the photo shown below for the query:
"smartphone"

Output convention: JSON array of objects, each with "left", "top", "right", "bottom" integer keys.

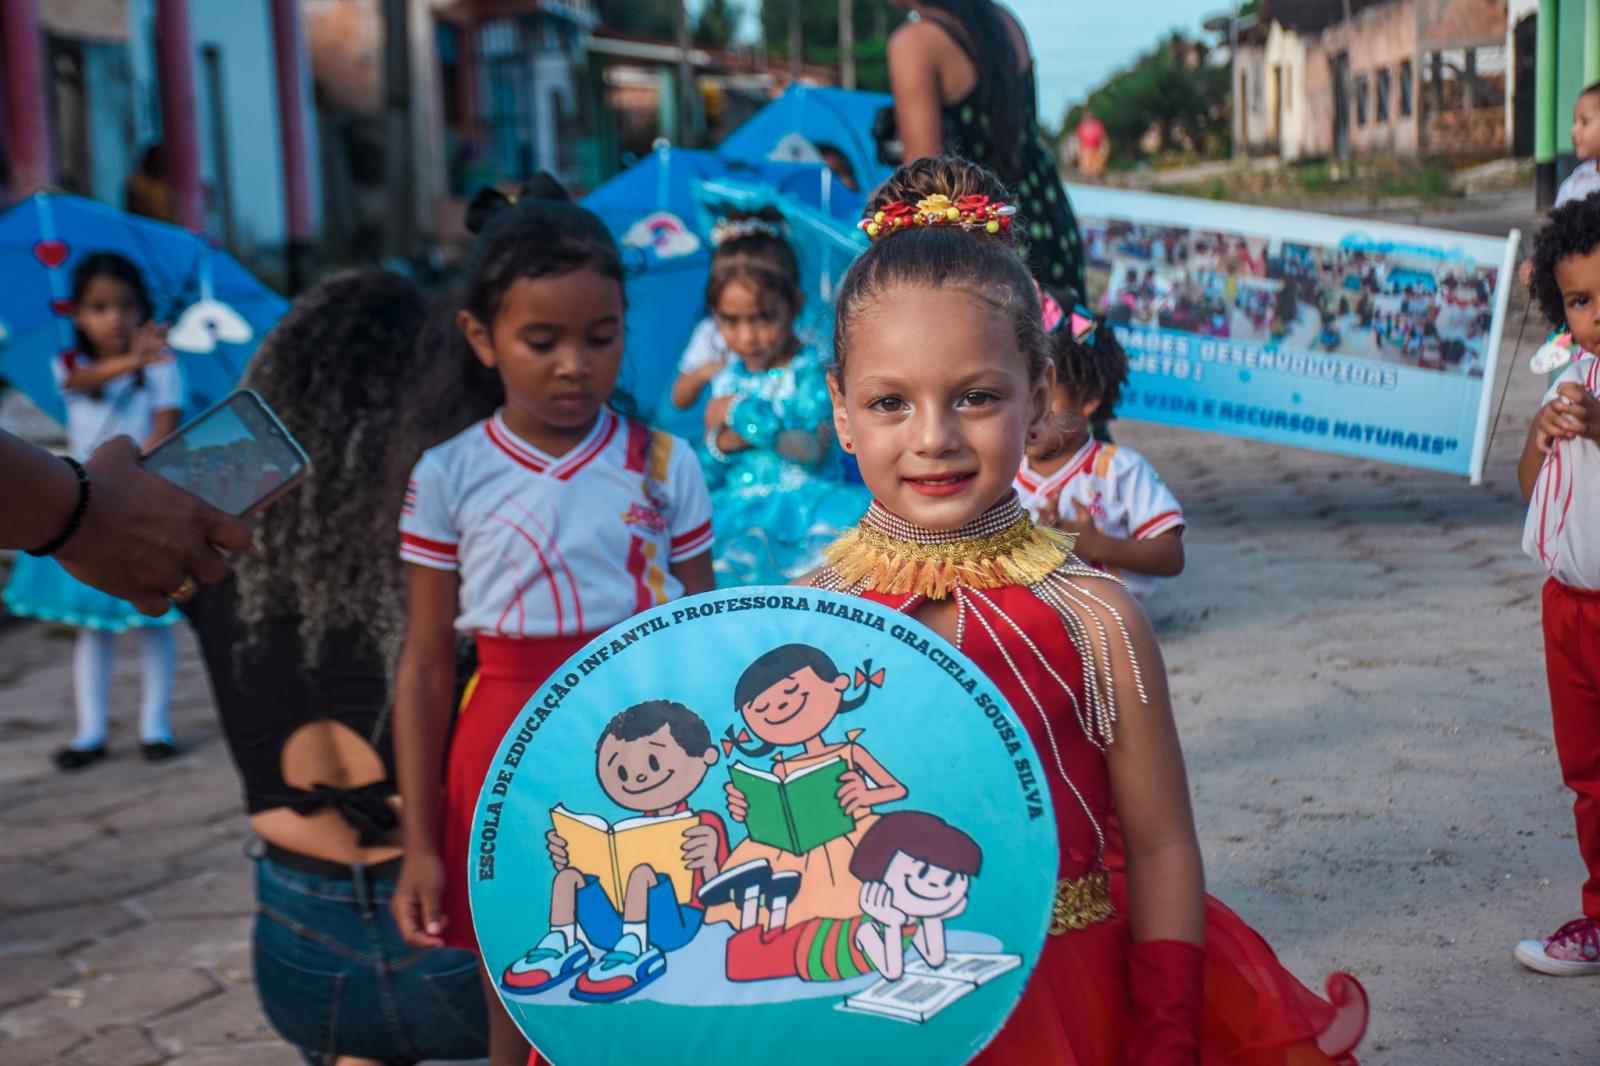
[{"left": 142, "top": 388, "right": 311, "bottom": 516}]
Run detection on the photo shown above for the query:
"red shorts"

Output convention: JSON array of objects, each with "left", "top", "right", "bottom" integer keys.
[{"left": 439, "top": 632, "right": 594, "bottom": 953}]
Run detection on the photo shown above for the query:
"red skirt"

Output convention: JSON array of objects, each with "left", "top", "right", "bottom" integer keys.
[
  {"left": 440, "top": 632, "right": 594, "bottom": 953},
  {"left": 974, "top": 873, "right": 1368, "bottom": 1065}
]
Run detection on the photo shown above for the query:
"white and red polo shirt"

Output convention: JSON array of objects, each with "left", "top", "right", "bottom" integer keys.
[
  {"left": 1525, "top": 353, "right": 1600, "bottom": 590},
  {"left": 1014, "top": 439, "right": 1185, "bottom": 601},
  {"left": 400, "top": 408, "right": 713, "bottom": 637}
]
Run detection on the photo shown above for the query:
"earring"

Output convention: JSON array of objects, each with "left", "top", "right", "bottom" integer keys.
[
  {"left": 841, "top": 439, "right": 854, "bottom": 453},
  {"left": 1027, "top": 430, "right": 1038, "bottom": 441}
]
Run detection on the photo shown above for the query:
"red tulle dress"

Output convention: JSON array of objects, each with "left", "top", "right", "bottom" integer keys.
[{"left": 852, "top": 579, "right": 1369, "bottom": 1065}]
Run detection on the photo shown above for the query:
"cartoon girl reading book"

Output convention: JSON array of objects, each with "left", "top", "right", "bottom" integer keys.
[
  {"left": 701, "top": 644, "right": 906, "bottom": 931},
  {"left": 718, "top": 811, "right": 984, "bottom": 985}
]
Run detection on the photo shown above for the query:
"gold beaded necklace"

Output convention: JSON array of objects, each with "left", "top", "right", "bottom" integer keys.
[{"left": 822, "top": 495, "right": 1075, "bottom": 600}]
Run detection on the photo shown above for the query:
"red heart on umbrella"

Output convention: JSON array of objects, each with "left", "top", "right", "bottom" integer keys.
[
  {"left": 33, "top": 240, "right": 68, "bottom": 269},
  {"left": 50, "top": 299, "right": 72, "bottom": 316}
]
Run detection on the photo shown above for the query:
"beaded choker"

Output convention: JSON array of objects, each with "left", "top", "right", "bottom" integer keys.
[{"left": 823, "top": 495, "right": 1073, "bottom": 600}]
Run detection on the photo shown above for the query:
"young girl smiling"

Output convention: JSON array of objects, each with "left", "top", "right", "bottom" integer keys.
[{"left": 811, "top": 156, "right": 1368, "bottom": 1064}]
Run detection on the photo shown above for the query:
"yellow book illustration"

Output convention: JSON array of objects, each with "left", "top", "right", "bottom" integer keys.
[{"left": 550, "top": 805, "right": 698, "bottom": 909}]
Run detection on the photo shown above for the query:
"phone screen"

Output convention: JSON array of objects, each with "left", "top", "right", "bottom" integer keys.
[{"left": 143, "top": 390, "right": 309, "bottom": 516}]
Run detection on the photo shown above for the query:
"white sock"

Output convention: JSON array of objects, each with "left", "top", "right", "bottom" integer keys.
[
  {"left": 136, "top": 627, "right": 176, "bottom": 744},
  {"left": 70, "top": 629, "right": 114, "bottom": 749},
  {"left": 554, "top": 922, "right": 578, "bottom": 948},
  {"left": 622, "top": 921, "right": 649, "bottom": 948}
]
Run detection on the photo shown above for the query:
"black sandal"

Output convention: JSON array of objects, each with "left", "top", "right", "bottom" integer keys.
[
  {"left": 53, "top": 745, "right": 107, "bottom": 771},
  {"left": 141, "top": 740, "right": 180, "bottom": 763}
]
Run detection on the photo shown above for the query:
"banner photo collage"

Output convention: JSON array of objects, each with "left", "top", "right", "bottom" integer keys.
[{"left": 1067, "top": 185, "right": 1521, "bottom": 481}]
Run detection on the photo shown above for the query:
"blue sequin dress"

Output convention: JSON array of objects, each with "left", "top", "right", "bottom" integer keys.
[{"left": 700, "top": 347, "right": 870, "bottom": 586}]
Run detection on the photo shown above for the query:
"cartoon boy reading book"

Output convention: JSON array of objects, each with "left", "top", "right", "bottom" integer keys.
[
  {"left": 500, "top": 700, "right": 729, "bottom": 1003},
  {"left": 710, "top": 811, "right": 981, "bottom": 984}
]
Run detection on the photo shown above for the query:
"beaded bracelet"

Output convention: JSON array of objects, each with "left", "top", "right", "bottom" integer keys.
[
  {"left": 703, "top": 428, "right": 732, "bottom": 465},
  {"left": 28, "top": 455, "right": 91, "bottom": 557}
]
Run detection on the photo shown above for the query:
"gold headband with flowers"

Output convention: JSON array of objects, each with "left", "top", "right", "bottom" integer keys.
[{"left": 857, "top": 193, "right": 1017, "bottom": 240}]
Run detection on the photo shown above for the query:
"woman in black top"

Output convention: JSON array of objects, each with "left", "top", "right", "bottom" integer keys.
[
  {"left": 182, "top": 271, "right": 488, "bottom": 1066},
  {"left": 886, "top": 0, "right": 1086, "bottom": 299}
]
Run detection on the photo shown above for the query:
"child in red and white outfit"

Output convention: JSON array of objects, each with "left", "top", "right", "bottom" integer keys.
[
  {"left": 1517, "top": 193, "right": 1600, "bottom": 976},
  {"left": 390, "top": 184, "right": 714, "bottom": 1066},
  {"left": 1015, "top": 309, "right": 1185, "bottom": 600}
]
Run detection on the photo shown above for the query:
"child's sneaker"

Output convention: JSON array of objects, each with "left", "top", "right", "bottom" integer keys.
[
  {"left": 1514, "top": 917, "right": 1600, "bottom": 976},
  {"left": 570, "top": 933, "right": 666, "bottom": 1003},
  {"left": 696, "top": 858, "right": 771, "bottom": 908},
  {"left": 500, "top": 932, "right": 591, "bottom": 998}
]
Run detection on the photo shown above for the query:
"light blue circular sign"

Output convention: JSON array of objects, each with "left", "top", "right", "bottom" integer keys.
[{"left": 469, "top": 587, "right": 1057, "bottom": 1064}]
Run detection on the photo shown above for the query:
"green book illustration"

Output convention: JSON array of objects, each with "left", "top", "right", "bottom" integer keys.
[{"left": 729, "top": 756, "right": 855, "bottom": 854}]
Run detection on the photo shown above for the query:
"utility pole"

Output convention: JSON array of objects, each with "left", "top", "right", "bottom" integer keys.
[
  {"left": 382, "top": 0, "right": 413, "bottom": 260},
  {"left": 789, "top": 0, "right": 802, "bottom": 80},
  {"left": 1229, "top": 0, "right": 1239, "bottom": 162},
  {"left": 675, "top": 0, "right": 692, "bottom": 145},
  {"left": 840, "top": 0, "right": 855, "bottom": 89}
]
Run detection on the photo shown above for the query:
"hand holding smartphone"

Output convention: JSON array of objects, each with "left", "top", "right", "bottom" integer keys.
[{"left": 142, "top": 389, "right": 310, "bottom": 517}]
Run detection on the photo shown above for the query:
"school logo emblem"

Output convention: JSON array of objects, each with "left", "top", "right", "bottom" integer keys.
[
  {"left": 621, "top": 501, "right": 668, "bottom": 534},
  {"left": 470, "top": 589, "right": 1057, "bottom": 1064}
]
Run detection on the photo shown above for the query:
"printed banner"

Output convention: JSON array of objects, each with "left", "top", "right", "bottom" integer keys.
[
  {"left": 1067, "top": 185, "right": 1520, "bottom": 482},
  {"left": 469, "top": 589, "right": 1057, "bottom": 1065}
]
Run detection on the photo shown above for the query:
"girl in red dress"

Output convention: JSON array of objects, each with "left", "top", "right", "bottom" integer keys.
[{"left": 810, "top": 156, "right": 1369, "bottom": 1064}]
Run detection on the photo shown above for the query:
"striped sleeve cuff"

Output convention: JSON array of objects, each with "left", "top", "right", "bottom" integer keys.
[
  {"left": 400, "top": 532, "right": 459, "bottom": 570},
  {"left": 669, "top": 520, "right": 713, "bottom": 562},
  {"left": 1132, "top": 511, "right": 1185, "bottom": 541}
]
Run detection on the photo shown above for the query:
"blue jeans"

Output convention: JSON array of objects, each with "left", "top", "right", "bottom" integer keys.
[{"left": 253, "top": 855, "right": 488, "bottom": 1065}]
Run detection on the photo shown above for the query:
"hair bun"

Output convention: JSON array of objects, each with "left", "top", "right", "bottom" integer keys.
[
  {"left": 863, "top": 156, "right": 1019, "bottom": 245},
  {"left": 464, "top": 172, "right": 572, "bottom": 235}
]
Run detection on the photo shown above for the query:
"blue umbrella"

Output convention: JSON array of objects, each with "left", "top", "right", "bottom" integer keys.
[
  {"left": 0, "top": 193, "right": 287, "bottom": 424},
  {"left": 582, "top": 146, "right": 868, "bottom": 423},
  {"left": 717, "top": 85, "right": 894, "bottom": 197}
]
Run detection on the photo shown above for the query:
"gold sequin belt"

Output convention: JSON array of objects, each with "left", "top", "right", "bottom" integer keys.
[{"left": 1050, "top": 869, "right": 1115, "bottom": 935}]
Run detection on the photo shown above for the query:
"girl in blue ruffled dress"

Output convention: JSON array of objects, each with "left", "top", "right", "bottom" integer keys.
[
  {"left": 697, "top": 211, "right": 870, "bottom": 586},
  {"left": 4, "top": 253, "right": 183, "bottom": 771}
]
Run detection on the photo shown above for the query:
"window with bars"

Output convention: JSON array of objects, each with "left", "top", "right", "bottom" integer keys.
[
  {"left": 1376, "top": 68, "right": 1391, "bottom": 123},
  {"left": 1356, "top": 74, "right": 1369, "bottom": 126},
  {"left": 1400, "top": 60, "right": 1413, "bottom": 116}
]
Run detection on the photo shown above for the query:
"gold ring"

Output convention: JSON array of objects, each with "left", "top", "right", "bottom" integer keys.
[{"left": 168, "top": 575, "right": 198, "bottom": 604}]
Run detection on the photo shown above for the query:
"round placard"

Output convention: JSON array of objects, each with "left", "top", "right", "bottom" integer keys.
[{"left": 469, "top": 587, "right": 1057, "bottom": 1065}]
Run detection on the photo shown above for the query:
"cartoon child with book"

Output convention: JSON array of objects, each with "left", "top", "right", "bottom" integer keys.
[
  {"left": 715, "top": 811, "right": 985, "bottom": 989},
  {"left": 499, "top": 700, "right": 729, "bottom": 1003},
  {"left": 702, "top": 644, "right": 907, "bottom": 932}
]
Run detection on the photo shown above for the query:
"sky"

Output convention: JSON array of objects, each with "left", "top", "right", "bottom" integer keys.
[
  {"left": 711, "top": 2, "right": 1225, "bottom": 128},
  {"left": 1006, "top": 0, "right": 1223, "bottom": 125}
]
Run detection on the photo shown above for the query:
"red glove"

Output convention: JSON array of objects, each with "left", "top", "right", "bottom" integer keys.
[{"left": 1126, "top": 938, "right": 1205, "bottom": 1065}]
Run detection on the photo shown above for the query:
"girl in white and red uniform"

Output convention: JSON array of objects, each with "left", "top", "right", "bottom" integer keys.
[
  {"left": 1015, "top": 308, "right": 1185, "bottom": 601},
  {"left": 390, "top": 183, "right": 714, "bottom": 1066}
]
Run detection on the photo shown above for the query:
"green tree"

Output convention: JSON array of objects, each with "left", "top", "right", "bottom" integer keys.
[
  {"left": 597, "top": 0, "right": 675, "bottom": 38},
  {"left": 1072, "top": 35, "right": 1230, "bottom": 163},
  {"left": 695, "top": 0, "right": 743, "bottom": 47},
  {"left": 758, "top": 0, "right": 898, "bottom": 89}
]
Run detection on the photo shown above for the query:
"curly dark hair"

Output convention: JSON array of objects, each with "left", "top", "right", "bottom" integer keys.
[
  {"left": 234, "top": 269, "right": 432, "bottom": 671},
  {"left": 1053, "top": 316, "right": 1128, "bottom": 421},
  {"left": 834, "top": 156, "right": 1046, "bottom": 385},
  {"left": 1530, "top": 193, "right": 1600, "bottom": 329}
]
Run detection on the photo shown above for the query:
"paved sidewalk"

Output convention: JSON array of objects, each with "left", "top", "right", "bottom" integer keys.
[{"left": 0, "top": 295, "right": 1584, "bottom": 1063}]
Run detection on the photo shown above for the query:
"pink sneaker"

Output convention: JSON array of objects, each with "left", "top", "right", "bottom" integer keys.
[{"left": 1515, "top": 917, "right": 1600, "bottom": 976}]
